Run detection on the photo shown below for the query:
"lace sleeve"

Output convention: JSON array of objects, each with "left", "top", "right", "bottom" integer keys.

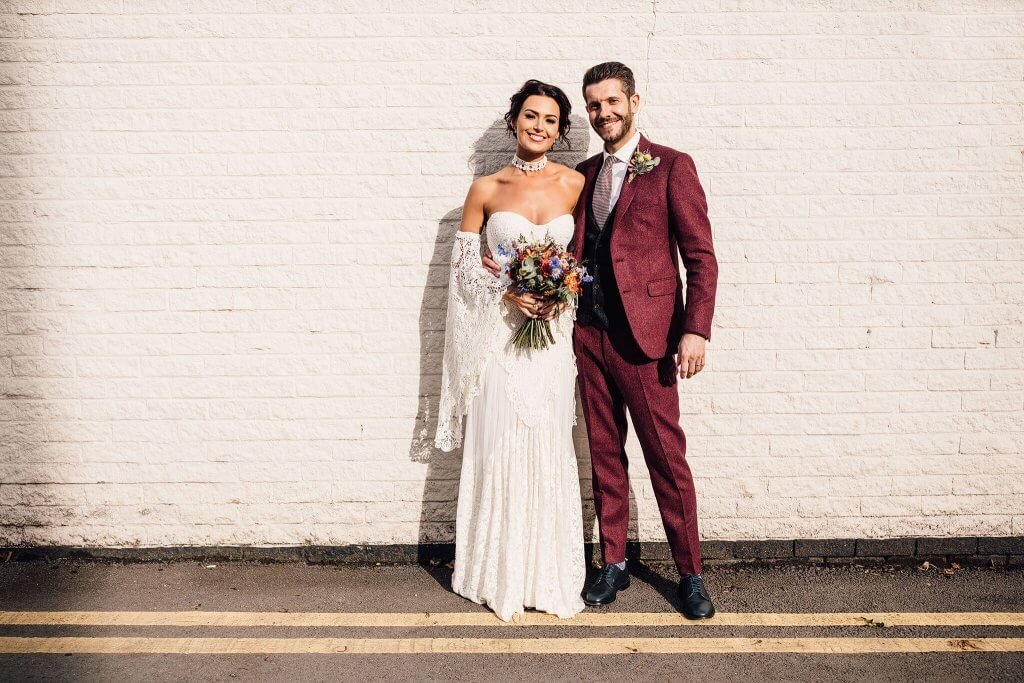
[{"left": 434, "top": 231, "right": 508, "bottom": 452}]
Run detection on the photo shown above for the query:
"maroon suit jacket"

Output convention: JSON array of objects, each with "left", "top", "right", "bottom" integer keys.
[{"left": 571, "top": 135, "right": 718, "bottom": 360}]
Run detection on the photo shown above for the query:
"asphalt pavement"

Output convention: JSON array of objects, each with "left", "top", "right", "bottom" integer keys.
[{"left": 0, "top": 559, "right": 1022, "bottom": 681}]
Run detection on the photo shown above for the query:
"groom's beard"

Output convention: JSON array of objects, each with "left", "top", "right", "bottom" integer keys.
[{"left": 595, "top": 111, "right": 634, "bottom": 146}]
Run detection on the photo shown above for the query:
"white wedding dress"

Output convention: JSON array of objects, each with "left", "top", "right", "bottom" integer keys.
[{"left": 435, "top": 211, "right": 586, "bottom": 622}]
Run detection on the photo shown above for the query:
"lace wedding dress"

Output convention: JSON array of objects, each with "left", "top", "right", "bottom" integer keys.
[{"left": 435, "top": 211, "right": 586, "bottom": 622}]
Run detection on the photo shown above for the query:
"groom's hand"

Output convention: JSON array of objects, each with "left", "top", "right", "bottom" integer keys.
[
  {"left": 482, "top": 249, "right": 502, "bottom": 277},
  {"left": 678, "top": 333, "right": 707, "bottom": 379}
]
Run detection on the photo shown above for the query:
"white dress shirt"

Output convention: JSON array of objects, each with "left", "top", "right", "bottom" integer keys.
[{"left": 602, "top": 129, "right": 642, "bottom": 212}]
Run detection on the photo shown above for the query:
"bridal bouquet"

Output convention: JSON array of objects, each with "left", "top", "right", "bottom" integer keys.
[{"left": 497, "top": 235, "right": 592, "bottom": 350}]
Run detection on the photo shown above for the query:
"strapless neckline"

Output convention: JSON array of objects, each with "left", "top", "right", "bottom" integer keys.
[
  {"left": 488, "top": 211, "right": 573, "bottom": 227},
  {"left": 485, "top": 210, "right": 575, "bottom": 254}
]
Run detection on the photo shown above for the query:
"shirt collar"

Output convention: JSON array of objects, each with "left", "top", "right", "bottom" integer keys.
[{"left": 603, "top": 130, "right": 642, "bottom": 165}]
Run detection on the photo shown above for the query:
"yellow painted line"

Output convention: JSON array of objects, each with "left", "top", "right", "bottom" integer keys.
[
  {"left": 0, "top": 636, "right": 1022, "bottom": 654},
  {"left": 1, "top": 611, "right": 1023, "bottom": 628}
]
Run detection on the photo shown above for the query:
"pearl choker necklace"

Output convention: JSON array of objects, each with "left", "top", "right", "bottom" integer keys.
[{"left": 512, "top": 154, "right": 547, "bottom": 173}]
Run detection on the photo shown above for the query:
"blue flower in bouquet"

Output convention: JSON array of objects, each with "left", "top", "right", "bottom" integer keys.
[{"left": 548, "top": 256, "right": 563, "bottom": 279}]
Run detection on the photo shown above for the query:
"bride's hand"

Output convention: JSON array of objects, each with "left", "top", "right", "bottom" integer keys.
[
  {"left": 536, "top": 296, "right": 565, "bottom": 321},
  {"left": 503, "top": 287, "right": 542, "bottom": 318}
]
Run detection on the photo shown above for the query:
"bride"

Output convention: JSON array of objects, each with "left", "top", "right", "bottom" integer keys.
[{"left": 434, "top": 80, "right": 587, "bottom": 621}]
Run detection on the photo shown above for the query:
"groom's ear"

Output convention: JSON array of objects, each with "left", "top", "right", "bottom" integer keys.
[{"left": 630, "top": 92, "right": 641, "bottom": 113}]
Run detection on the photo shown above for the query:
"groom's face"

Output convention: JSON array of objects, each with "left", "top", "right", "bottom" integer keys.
[{"left": 584, "top": 78, "right": 640, "bottom": 146}]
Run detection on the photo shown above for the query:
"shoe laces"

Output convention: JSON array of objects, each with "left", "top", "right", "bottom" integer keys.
[
  {"left": 686, "top": 573, "right": 709, "bottom": 599},
  {"left": 598, "top": 563, "right": 620, "bottom": 582}
]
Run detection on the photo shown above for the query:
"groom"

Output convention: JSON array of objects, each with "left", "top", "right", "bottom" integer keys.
[{"left": 487, "top": 62, "right": 719, "bottom": 619}]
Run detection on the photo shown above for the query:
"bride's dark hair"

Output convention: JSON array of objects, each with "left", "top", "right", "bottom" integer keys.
[{"left": 503, "top": 79, "right": 572, "bottom": 146}]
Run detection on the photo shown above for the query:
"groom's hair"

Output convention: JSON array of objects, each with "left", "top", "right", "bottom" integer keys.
[
  {"left": 582, "top": 62, "right": 636, "bottom": 98},
  {"left": 503, "top": 79, "right": 573, "bottom": 142}
]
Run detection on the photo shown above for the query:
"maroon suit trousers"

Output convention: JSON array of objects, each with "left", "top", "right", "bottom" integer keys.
[{"left": 573, "top": 322, "right": 703, "bottom": 577}]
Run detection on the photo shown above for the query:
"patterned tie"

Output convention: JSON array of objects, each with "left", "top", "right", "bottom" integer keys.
[{"left": 592, "top": 154, "right": 616, "bottom": 227}]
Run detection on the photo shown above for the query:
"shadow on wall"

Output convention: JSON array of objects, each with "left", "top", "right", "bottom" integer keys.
[{"left": 409, "top": 115, "right": 593, "bottom": 582}]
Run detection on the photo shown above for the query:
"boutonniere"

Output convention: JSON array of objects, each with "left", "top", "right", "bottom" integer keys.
[{"left": 626, "top": 147, "right": 660, "bottom": 183}]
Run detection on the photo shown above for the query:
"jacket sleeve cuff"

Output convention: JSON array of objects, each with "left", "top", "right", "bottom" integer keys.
[{"left": 684, "top": 329, "right": 710, "bottom": 342}]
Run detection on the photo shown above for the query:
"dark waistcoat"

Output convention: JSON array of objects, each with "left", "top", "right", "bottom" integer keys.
[{"left": 577, "top": 182, "right": 629, "bottom": 331}]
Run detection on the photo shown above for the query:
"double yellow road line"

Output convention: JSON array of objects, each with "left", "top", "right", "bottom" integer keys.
[
  {"left": 3, "top": 610, "right": 1024, "bottom": 628},
  {"left": 1, "top": 636, "right": 1022, "bottom": 654},
  {"left": 1, "top": 611, "right": 1022, "bottom": 655}
]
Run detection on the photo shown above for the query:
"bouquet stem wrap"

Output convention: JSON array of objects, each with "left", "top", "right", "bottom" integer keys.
[{"left": 511, "top": 316, "right": 555, "bottom": 350}]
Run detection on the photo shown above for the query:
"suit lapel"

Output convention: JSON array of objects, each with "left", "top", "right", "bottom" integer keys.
[{"left": 610, "top": 133, "right": 648, "bottom": 226}]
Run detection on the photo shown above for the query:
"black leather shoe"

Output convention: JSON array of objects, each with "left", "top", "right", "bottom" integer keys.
[
  {"left": 677, "top": 573, "right": 715, "bottom": 619},
  {"left": 584, "top": 563, "right": 630, "bottom": 606}
]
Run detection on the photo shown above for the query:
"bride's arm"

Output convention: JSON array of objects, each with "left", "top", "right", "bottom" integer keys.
[
  {"left": 433, "top": 181, "right": 513, "bottom": 452},
  {"left": 459, "top": 179, "right": 540, "bottom": 319},
  {"left": 452, "top": 178, "right": 507, "bottom": 298},
  {"left": 458, "top": 177, "right": 487, "bottom": 235}
]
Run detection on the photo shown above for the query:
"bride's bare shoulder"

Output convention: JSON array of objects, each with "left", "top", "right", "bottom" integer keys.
[
  {"left": 472, "top": 171, "right": 503, "bottom": 188},
  {"left": 471, "top": 168, "right": 517, "bottom": 197},
  {"left": 549, "top": 161, "right": 584, "bottom": 181},
  {"left": 466, "top": 172, "right": 502, "bottom": 201},
  {"left": 548, "top": 162, "right": 585, "bottom": 191}
]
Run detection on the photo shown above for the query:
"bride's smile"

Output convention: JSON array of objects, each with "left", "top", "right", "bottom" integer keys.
[{"left": 513, "top": 96, "right": 560, "bottom": 159}]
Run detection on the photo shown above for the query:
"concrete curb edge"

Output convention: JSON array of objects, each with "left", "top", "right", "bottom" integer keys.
[{"left": 2, "top": 537, "right": 1022, "bottom": 567}]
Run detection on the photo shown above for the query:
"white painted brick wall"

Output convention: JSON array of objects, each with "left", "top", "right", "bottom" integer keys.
[{"left": 0, "top": 1, "right": 1022, "bottom": 548}]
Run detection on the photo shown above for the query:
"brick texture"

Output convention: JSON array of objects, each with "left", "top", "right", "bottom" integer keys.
[{"left": 0, "top": 2, "right": 1022, "bottom": 548}]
